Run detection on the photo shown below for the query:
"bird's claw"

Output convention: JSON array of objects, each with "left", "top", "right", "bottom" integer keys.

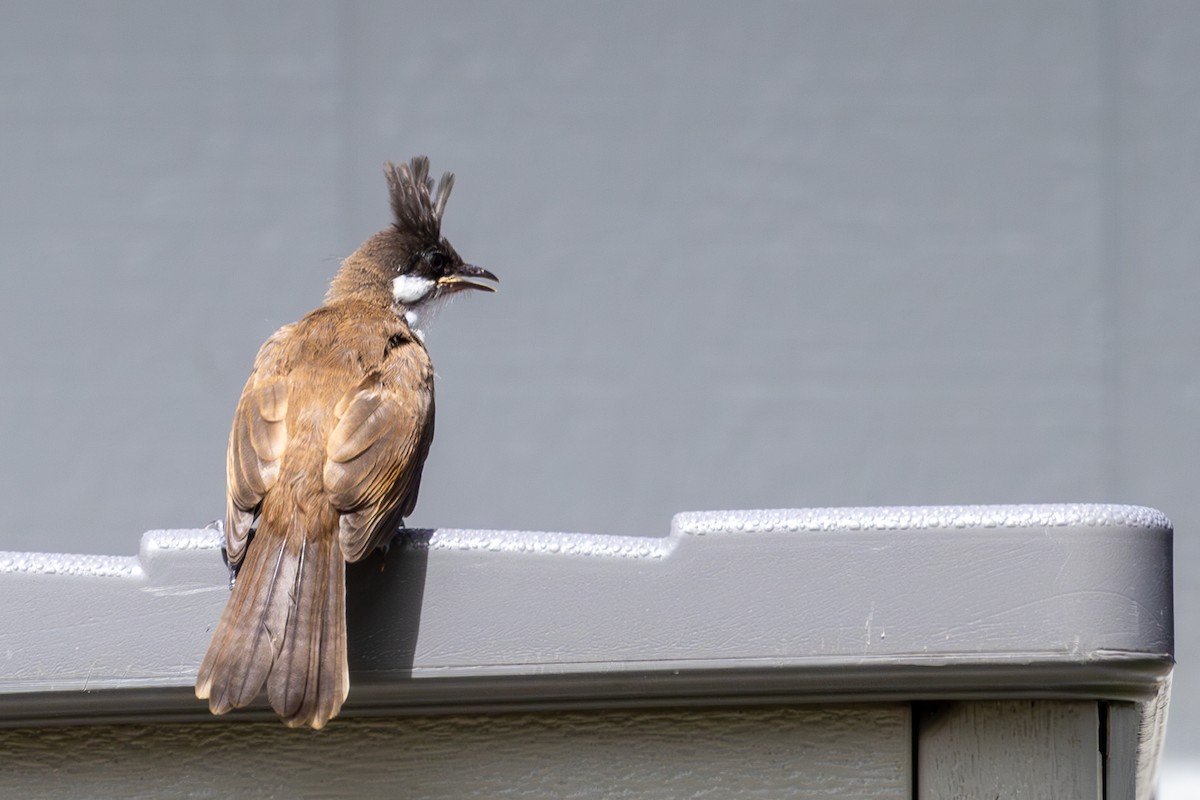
[
  {"left": 204, "top": 519, "right": 242, "bottom": 590},
  {"left": 379, "top": 521, "right": 408, "bottom": 571},
  {"left": 220, "top": 545, "right": 239, "bottom": 589}
]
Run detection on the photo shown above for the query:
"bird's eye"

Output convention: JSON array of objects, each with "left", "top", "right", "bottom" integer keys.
[{"left": 427, "top": 251, "right": 447, "bottom": 271}]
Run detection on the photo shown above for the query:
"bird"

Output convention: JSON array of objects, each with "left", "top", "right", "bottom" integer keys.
[{"left": 195, "top": 156, "right": 496, "bottom": 729}]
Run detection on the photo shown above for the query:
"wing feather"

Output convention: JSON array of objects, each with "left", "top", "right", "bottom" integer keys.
[
  {"left": 326, "top": 388, "right": 388, "bottom": 464},
  {"left": 224, "top": 329, "right": 293, "bottom": 566},
  {"left": 323, "top": 344, "right": 434, "bottom": 563}
]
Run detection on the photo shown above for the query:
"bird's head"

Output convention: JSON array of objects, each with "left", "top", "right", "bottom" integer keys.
[{"left": 328, "top": 157, "right": 497, "bottom": 335}]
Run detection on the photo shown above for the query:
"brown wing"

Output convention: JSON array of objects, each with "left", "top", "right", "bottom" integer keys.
[
  {"left": 323, "top": 339, "right": 434, "bottom": 563},
  {"left": 224, "top": 327, "right": 292, "bottom": 566}
]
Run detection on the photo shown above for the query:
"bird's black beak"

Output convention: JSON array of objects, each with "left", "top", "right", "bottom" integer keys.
[{"left": 437, "top": 264, "right": 498, "bottom": 294}]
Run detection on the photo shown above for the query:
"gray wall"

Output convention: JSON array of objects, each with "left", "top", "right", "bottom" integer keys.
[{"left": 0, "top": 0, "right": 1195, "bottom": 783}]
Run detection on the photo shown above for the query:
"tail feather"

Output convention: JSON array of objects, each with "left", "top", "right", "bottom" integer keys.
[
  {"left": 268, "top": 534, "right": 348, "bottom": 729},
  {"left": 195, "top": 513, "right": 348, "bottom": 729}
]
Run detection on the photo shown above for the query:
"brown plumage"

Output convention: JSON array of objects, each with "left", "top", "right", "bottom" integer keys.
[{"left": 195, "top": 157, "right": 496, "bottom": 728}]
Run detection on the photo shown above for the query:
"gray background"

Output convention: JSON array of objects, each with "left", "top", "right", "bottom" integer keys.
[{"left": 0, "top": 0, "right": 1195, "bottom": 785}]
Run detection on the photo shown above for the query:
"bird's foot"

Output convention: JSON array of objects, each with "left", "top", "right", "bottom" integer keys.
[
  {"left": 380, "top": 521, "right": 408, "bottom": 571},
  {"left": 220, "top": 546, "right": 239, "bottom": 589},
  {"left": 209, "top": 520, "right": 252, "bottom": 591},
  {"left": 203, "top": 520, "right": 238, "bottom": 589}
]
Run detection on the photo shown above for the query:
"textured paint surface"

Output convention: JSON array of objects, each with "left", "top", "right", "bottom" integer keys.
[
  {"left": 0, "top": 506, "right": 1171, "bottom": 798},
  {"left": 918, "top": 701, "right": 1101, "bottom": 800},
  {"left": 0, "top": 507, "right": 1172, "bottom": 704},
  {"left": 0, "top": 706, "right": 911, "bottom": 799}
]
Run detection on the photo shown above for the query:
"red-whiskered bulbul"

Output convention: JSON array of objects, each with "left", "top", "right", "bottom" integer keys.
[{"left": 195, "top": 157, "right": 496, "bottom": 728}]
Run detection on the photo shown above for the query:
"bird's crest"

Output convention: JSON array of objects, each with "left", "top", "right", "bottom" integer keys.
[{"left": 385, "top": 157, "right": 454, "bottom": 241}]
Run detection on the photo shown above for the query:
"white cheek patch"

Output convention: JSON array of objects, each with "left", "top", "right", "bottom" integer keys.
[{"left": 392, "top": 274, "right": 435, "bottom": 305}]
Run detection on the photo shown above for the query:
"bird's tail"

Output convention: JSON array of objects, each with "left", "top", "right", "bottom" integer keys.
[{"left": 195, "top": 508, "right": 348, "bottom": 729}]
